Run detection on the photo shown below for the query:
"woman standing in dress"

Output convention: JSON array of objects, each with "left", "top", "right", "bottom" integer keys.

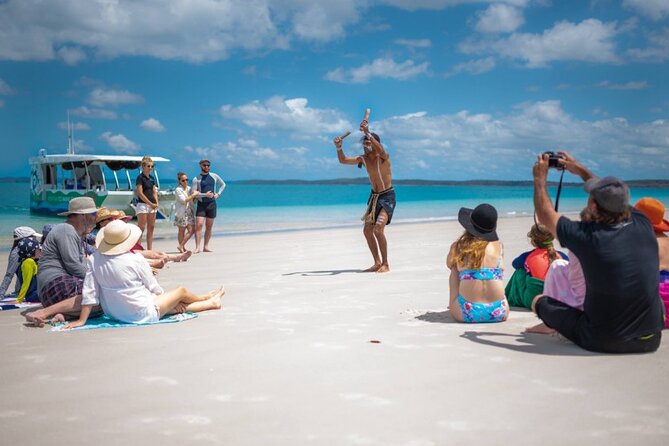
[
  {"left": 174, "top": 171, "right": 199, "bottom": 253},
  {"left": 135, "top": 156, "right": 159, "bottom": 250}
]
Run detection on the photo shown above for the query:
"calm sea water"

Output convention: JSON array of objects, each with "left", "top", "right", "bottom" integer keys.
[{"left": 2, "top": 181, "right": 668, "bottom": 248}]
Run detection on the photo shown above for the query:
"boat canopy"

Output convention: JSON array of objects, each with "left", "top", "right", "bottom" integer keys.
[{"left": 28, "top": 154, "right": 170, "bottom": 166}]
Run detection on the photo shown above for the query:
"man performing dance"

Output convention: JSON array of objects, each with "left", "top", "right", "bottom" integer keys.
[{"left": 334, "top": 110, "right": 395, "bottom": 273}]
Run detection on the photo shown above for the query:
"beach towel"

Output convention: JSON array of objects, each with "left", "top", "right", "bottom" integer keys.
[
  {"left": 0, "top": 296, "right": 41, "bottom": 311},
  {"left": 504, "top": 267, "right": 545, "bottom": 309},
  {"left": 660, "top": 272, "right": 669, "bottom": 329},
  {"left": 49, "top": 312, "right": 198, "bottom": 332}
]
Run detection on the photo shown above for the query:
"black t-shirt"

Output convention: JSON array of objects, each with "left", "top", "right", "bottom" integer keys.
[
  {"left": 135, "top": 173, "right": 157, "bottom": 204},
  {"left": 557, "top": 209, "right": 664, "bottom": 340}
]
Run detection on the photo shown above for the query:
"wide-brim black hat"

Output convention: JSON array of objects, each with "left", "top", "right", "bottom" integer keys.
[{"left": 458, "top": 203, "right": 498, "bottom": 241}]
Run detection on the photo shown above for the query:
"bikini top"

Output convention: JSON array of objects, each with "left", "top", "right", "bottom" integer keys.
[{"left": 458, "top": 244, "right": 504, "bottom": 281}]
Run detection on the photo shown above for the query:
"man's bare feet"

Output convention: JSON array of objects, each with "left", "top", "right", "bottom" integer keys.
[
  {"left": 25, "top": 311, "right": 47, "bottom": 327},
  {"left": 376, "top": 264, "right": 390, "bottom": 273},
  {"left": 524, "top": 322, "right": 556, "bottom": 335},
  {"left": 210, "top": 286, "right": 225, "bottom": 309},
  {"left": 203, "top": 247, "right": 213, "bottom": 253},
  {"left": 177, "top": 245, "right": 185, "bottom": 253},
  {"left": 362, "top": 264, "right": 381, "bottom": 272},
  {"left": 179, "top": 251, "right": 192, "bottom": 262}
]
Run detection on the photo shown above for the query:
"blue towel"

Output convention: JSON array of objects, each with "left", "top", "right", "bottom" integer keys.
[{"left": 50, "top": 312, "right": 198, "bottom": 331}]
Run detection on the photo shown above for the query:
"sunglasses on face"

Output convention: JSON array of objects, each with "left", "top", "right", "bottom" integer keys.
[
  {"left": 201, "top": 164, "right": 210, "bottom": 167},
  {"left": 144, "top": 164, "right": 154, "bottom": 168},
  {"left": 180, "top": 178, "right": 188, "bottom": 182}
]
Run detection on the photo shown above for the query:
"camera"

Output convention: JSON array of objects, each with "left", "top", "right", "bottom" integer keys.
[{"left": 543, "top": 151, "right": 565, "bottom": 169}]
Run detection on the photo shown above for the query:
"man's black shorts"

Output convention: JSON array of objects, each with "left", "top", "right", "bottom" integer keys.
[{"left": 196, "top": 200, "right": 217, "bottom": 219}]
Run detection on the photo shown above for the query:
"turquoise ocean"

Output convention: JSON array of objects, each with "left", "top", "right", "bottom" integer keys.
[{"left": 2, "top": 181, "right": 669, "bottom": 250}]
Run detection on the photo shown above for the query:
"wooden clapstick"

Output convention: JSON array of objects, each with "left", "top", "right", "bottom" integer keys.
[
  {"left": 363, "top": 108, "right": 371, "bottom": 122},
  {"left": 339, "top": 131, "right": 351, "bottom": 140}
]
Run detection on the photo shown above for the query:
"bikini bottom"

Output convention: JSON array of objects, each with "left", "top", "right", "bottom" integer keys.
[{"left": 457, "top": 294, "right": 508, "bottom": 323}]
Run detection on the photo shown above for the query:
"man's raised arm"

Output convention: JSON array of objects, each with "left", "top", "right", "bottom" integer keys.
[{"left": 334, "top": 135, "right": 361, "bottom": 165}]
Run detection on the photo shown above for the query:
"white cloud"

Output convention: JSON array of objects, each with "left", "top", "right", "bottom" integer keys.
[
  {"left": 56, "top": 46, "right": 86, "bottom": 65},
  {"left": 475, "top": 4, "right": 525, "bottom": 33},
  {"left": 597, "top": 80, "right": 649, "bottom": 90},
  {"left": 184, "top": 140, "right": 298, "bottom": 169},
  {"left": 447, "top": 57, "right": 496, "bottom": 77},
  {"left": 69, "top": 106, "right": 118, "bottom": 120},
  {"left": 0, "top": 78, "right": 16, "bottom": 95},
  {"left": 100, "top": 131, "right": 140, "bottom": 153},
  {"left": 0, "top": 0, "right": 366, "bottom": 63},
  {"left": 57, "top": 121, "right": 90, "bottom": 131},
  {"left": 325, "top": 58, "right": 429, "bottom": 83},
  {"left": 460, "top": 19, "right": 620, "bottom": 67},
  {"left": 369, "top": 100, "right": 669, "bottom": 178},
  {"left": 383, "top": 0, "right": 530, "bottom": 12},
  {"left": 88, "top": 88, "right": 143, "bottom": 107},
  {"left": 628, "top": 27, "right": 669, "bottom": 62},
  {"left": 140, "top": 118, "right": 166, "bottom": 132},
  {"left": 623, "top": 0, "right": 669, "bottom": 20},
  {"left": 220, "top": 96, "right": 351, "bottom": 136},
  {"left": 394, "top": 38, "right": 432, "bottom": 48}
]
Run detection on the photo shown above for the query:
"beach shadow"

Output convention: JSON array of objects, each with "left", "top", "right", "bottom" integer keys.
[
  {"left": 460, "top": 331, "right": 599, "bottom": 357},
  {"left": 283, "top": 269, "right": 362, "bottom": 276},
  {"left": 416, "top": 310, "right": 460, "bottom": 324}
]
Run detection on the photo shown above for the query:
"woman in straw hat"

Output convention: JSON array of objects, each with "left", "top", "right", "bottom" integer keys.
[
  {"left": 64, "top": 220, "right": 224, "bottom": 328},
  {"left": 96, "top": 207, "right": 191, "bottom": 268},
  {"left": 446, "top": 203, "right": 508, "bottom": 323}
]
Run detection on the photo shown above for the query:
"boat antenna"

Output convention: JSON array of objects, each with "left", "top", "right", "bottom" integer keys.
[{"left": 67, "top": 110, "right": 75, "bottom": 154}]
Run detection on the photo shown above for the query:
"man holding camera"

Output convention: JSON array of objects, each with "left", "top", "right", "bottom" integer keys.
[{"left": 531, "top": 151, "right": 664, "bottom": 353}]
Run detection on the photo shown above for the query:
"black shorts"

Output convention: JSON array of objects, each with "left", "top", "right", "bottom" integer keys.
[
  {"left": 196, "top": 200, "right": 217, "bottom": 219},
  {"left": 536, "top": 296, "right": 661, "bottom": 354}
]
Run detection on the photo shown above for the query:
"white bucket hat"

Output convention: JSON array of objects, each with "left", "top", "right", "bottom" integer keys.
[
  {"left": 95, "top": 220, "right": 142, "bottom": 256},
  {"left": 57, "top": 197, "right": 99, "bottom": 216},
  {"left": 13, "top": 226, "right": 42, "bottom": 240}
]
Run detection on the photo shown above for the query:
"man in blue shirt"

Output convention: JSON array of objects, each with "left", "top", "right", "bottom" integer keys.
[{"left": 191, "top": 159, "right": 226, "bottom": 253}]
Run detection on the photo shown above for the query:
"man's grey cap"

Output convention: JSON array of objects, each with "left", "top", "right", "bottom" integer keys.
[{"left": 584, "top": 176, "right": 630, "bottom": 213}]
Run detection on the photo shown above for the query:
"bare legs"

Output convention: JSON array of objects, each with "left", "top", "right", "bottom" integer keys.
[
  {"left": 203, "top": 218, "right": 214, "bottom": 252},
  {"left": 194, "top": 217, "right": 215, "bottom": 253},
  {"left": 154, "top": 286, "right": 224, "bottom": 317},
  {"left": 362, "top": 209, "right": 389, "bottom": 273},
  {"left": 177, "top": 224, "right": 195, "bottom": 253},
  {"left": 524, "top": 294, "right": 556, "bottom": 335},
  {"left": 24, "top": 295, "right": 101, "bottom": 327}
]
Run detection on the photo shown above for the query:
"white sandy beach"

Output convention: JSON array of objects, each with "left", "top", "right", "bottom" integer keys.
[{"left": 0, "top": 216, "right": 667, "bottom": 446}]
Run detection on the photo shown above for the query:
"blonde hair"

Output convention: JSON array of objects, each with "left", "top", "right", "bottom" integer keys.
[
  {"left": 453, "top": 231, "right": 489, "bottom": 269},
  {"left": 528, "top": 223, "right": 559, "bottom": 263},
  {"left": 141, "top": 156, "right": 153, "bottom": 166}
]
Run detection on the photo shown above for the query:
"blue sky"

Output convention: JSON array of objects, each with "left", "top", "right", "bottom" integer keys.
[{"left": 0, "top": 0, "right": 668, "bottom": 181}]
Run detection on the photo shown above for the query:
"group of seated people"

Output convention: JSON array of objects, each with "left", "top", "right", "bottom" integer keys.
[
  {"left": 2, "top": 153, "right": 667, "bottom": 354},
  {"left": 0, "top": 197, "right": 223, "bottom": 328},
  {"left": 447, "top": 152, "right": 667, "bottom": 354}
]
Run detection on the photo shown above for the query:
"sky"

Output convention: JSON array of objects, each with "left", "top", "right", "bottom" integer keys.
[{"left": 0, "top": 0, "right": 668, "bottom": 181}]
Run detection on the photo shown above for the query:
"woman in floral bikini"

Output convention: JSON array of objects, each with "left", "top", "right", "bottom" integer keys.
[{"left": 446, "top": 203, "right": 509, "bottom": 323}]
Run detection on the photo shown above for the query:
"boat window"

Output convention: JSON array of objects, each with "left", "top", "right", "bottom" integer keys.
[
  {"left": 88, "top": 164, "right": 104, "bottom": 191},
  {"left": 60, "top": 164, "right": 77, "bottom": 190},
  {"left": 43, "top": 165, "right": 57, "bottom": 187}
]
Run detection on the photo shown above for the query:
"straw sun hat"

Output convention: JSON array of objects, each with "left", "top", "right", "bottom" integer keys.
[
  {"left": 57, "top": 196, "right": 99, "bottom": 216},
  {"left": 96, "top": 220, "right": 142, "bottom": 256},
  {"left": 96, "top": 207, "right": 132, "bottom": 225}
]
